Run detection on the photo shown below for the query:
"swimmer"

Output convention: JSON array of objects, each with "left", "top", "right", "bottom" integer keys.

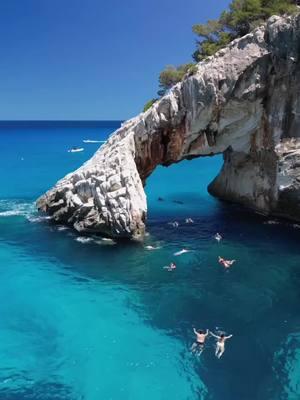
[
  {"left": 168, "top": 221, "right": 179, "bottom": 228},
  {"left": 145, "top": 245, "right": 160, "bottom": 250},
  {"left": 218, "top": 256, "right": 236, "bottom": 269},
  {"left": 185, "top": 218, "right": 194, "bottom": 224},
  {"left": 191, "top": 328, "right": 209, "bottom": 354},
  {"left": 210, "top": 331, "right": 233, "bottom": 358},
  {"left": 163, "top": 262, "right": 176, "bottom": 271},
  {"left": 214, "top": 233, "right": 222, "bottom": 242},
  {"left": 174, "top": 249, "right": 191, "bottom": 256}
]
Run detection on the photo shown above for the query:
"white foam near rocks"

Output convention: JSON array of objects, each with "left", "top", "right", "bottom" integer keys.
[
  {"left": 94, "top": 238, "right": 116, "bottom": 245},
  {"left": 26, "top": 215, "right": 52, "bottom": 223},
  {"left": 75, "top": 237, "right": 94, "bottom": 244},
  {"left": 0, "top": 210, "right": 24, "bottom": 217},
  {"left": 263, "top": 220, "right": 280, "bottom": 225},
  {"left": 57, "top": 226, "right": 69, "bottom": 231},
  {"left": 0, "top": 200, "right": 35, "bottom": 219}
]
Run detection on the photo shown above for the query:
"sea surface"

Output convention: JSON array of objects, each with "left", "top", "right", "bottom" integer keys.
[{"left": 0, "top": 121, "right": 300, "bottom": 400}]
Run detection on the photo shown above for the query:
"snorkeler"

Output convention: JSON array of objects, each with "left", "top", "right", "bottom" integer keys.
[
  {"left": 210, "top": 331, "right": 233, "bottom": 358},
  {"left": 191, "top": 328, "right": 209, "bottom": 354},
  {"left": 218, "top": 256, "right": 236, "bottom": 269}
]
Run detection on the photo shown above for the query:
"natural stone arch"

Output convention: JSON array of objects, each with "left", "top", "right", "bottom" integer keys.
[{"left": 37, "top": 15, "right": 300, "bottom": 239}]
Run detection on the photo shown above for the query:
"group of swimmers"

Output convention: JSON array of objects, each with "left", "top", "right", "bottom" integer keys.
[
  {"left": 162, "top": 228, "right": 234, "bottom": 357},
  {"left": 163, "top": 231, "right": 236, "bottom": 272},
  {"left": 192, "top": 328, "right": 233, "bottom": 358},
  {"left": 168, "top": 218, "right": 194, "bottom": 228},
  {"left": 165, "top": 256, "right": 236, "bottom": 272}
]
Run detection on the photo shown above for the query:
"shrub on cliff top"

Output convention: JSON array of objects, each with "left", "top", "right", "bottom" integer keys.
[
  {"left": 143, "top": 98, "right": 157, "bottom": 113},
  {"left": 193, "top": 0, "right": 298, "bottom": 61},
  {"left": 157, "top": 63, "right": 196, "bottom": 97},
  {"left": 143, "top": 64, "right": 196, "bottom": 111},
  {"left": 144, "top": 0, "right": 298, "bottom": 109}
]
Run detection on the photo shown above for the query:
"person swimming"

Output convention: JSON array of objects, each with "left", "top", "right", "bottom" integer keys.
[
  {"left": 163, "top": 262, "right": 176, "bottom": 272},
  {"left": 214, "top": 233, "right": 222, "bottom": 242},
  {"left": 185, "top": 218, "right": 194, "bottom": 224},
  {"left": 218, "top": 256, "right": 236, "bottom": 269},
  {"left": 168, "top": 221, "right": 179, "bottom": 228},
  {"left": 210, "top": 331, "right": 233, "bottom": 358},
  {"left": 174, "top": 249, "right": 191, "bottom": 256},
  {"left": 191, "top": 328, "right": 209, "bottom": 354},
  {"left": 145, "top": 245, "right": 160, "bottom": 250}
]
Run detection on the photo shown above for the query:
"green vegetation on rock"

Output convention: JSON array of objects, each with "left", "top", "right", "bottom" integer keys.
[
  {"left": 193, "top": 0, "right": 298, "bottom": 61},
  {"left": 143, "top": 0, "right": 299, "bottom": 111},
  {"left": 143, "top": 98, "right": 157, "bottom": 112},
  {"left": 157, "top": 63, "right": 196, "bottom": 97}
]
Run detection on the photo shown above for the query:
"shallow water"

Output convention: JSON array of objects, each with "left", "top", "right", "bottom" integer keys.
[{"left": 0, "top": 122, "right": 300, "bottom": 400}]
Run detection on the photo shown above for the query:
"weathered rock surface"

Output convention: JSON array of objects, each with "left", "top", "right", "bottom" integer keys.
[{"left": 37, "top": 14, "right": 300, "bottom": 239}]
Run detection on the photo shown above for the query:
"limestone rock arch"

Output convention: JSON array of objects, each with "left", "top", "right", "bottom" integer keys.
[{"left": 37, "top": 15, "right": 300, "bottom": 239}]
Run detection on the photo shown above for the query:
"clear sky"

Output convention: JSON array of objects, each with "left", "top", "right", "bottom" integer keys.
[{"left": 0, "top": 0, "right": 230, "bottom": 120}]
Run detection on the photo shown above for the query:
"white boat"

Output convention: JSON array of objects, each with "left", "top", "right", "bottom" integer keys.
[
  {"left": 83, "top": 139, "right": 106, "bottom": 143},
  {"left": 68, "top": 147, "right": 84, "bottom": 153}
]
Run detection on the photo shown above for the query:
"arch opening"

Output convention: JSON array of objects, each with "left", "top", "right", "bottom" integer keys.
[{"left": 145, "top": 155, "right": 223, "bottom": 222}]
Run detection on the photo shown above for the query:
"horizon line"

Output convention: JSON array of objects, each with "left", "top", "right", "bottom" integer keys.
[{"left": 0, "top": 119, "right": 124, "bottom": 122}]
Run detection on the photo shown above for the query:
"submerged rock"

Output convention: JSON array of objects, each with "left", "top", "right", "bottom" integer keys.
[{"left": 37, "top": 14, "right": 300, "bottom": 239}]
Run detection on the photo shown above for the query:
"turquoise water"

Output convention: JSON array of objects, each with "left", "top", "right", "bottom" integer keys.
[{"left": 0, "top": 122, "right": 300, "bottom": 400}]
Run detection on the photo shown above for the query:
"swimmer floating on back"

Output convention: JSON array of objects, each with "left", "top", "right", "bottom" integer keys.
[
  {"left": 218, "top": 256, "right": 236, "bottom": 269},
  {"left": 210, "top": 331, "right": 233, "bottom": 358},
  {"left": 191, "top": 328, "right": 209, "bottom": 354}
]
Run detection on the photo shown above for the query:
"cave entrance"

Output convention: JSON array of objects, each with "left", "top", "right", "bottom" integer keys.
[{"left": 145, "top": 154, "right": 223, "bottom": 221}]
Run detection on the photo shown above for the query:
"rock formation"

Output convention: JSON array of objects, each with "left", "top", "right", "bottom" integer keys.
[{"left": 37, "top": 14, "right": 300, "bottom": 239}]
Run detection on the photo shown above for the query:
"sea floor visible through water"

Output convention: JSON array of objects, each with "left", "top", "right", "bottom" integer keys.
[{"left": 0, "top": 121, "right": 300, "bottom": 400}]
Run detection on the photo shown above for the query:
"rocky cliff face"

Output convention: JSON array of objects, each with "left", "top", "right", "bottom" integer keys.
[{"left": 37, "top": 14, "right": 300, "bottom": 239}]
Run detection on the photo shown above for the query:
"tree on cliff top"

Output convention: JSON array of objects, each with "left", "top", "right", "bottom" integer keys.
[
  {"left": 193, "top": 0, "right": 298, "bottom": 61},
  {"left": 144, "top": 0, "right": 298, "bottom": 111}
]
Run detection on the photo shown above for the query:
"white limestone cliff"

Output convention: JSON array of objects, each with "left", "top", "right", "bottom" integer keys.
[{"left": 37, "top": 14, "right": 300, "bottom": 239}]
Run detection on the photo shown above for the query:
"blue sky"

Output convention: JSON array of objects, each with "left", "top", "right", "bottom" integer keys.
[{"left": 0, "top": 0, "right": 230, "bottom": 120}]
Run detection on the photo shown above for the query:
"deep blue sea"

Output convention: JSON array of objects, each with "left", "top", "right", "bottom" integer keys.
[{"left": 0, "top": 121, "right": 300, "bottom": 400}]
